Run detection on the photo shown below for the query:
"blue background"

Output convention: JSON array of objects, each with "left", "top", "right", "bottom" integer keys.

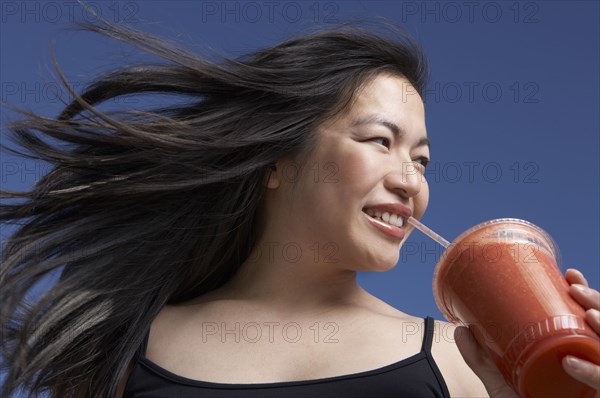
[{"left": 1, "top": 0, "right": 598, "bottom": 349}]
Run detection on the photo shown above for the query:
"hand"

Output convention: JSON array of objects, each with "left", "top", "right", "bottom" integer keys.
[
  {"left": 454, "top": 326, "right": 519, "bottom": 398},
  {"left": 562, "top": 268, "right": 600, "bottom": 397},
  {"left": 455, "top": 267, "right": 600, "bottom": 398}
]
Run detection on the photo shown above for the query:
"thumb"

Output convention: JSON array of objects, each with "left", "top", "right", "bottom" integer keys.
[
  {"left": 454, "top": 326, "right": 488, "bottom": 371},
  {"left": 454, "top": 326, "right": 518, "bottom": 398}
]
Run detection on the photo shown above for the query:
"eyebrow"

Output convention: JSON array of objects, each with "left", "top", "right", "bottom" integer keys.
[{"left": 351, "top": 115, "right": 430, "bottom": 149}]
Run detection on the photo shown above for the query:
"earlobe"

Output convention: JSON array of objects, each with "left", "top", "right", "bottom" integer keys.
[{"left": 264, "top": 165, "right": 280, "bottom": 189}]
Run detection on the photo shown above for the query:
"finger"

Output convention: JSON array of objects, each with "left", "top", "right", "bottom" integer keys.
[
  {"left": 454, "top": 326, "right": 486, "bottom": 370},
  {"left": 566, "top": 268, "right": 589, "bottom": 287},
  {"left": 586, "top": 308, "right": 600, "bottom": 334},
  {"left": 562, "top": 356, "right": 600, "bottom": 391},
  {"left": 454, "top": 327, "right": 519, "bottom": 397},
  {"left": 569, "top": 284, "right": 600, "bottom": 311}
]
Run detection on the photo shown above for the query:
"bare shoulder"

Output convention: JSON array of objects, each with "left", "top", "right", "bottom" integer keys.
[
  {"left": 359, "top": 299, "right": 488, "bottom": 398},
  {"left": 430, "top": 320, "right": 489, "bottom": 398},
  {"left": 144, "top": 303, "right": 192, "bottom": 361},
  {"left": 114, "top": 305, "right": 183, "bottom": 398}
]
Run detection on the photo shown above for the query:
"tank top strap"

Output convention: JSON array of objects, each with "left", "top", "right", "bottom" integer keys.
[
  {"left": 136, "top": 328, "right": 151, "bottom": 358},
  {"left": 422, "top": 316, "right": 452, "bottom": 398},
  {"left": 421, "top": 316, "right": 435, "bottom": 353}
]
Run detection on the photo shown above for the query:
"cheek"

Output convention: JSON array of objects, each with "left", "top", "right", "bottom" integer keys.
[
  {"left": 414, "top": 176, "right": 430, "bottom": 218},
  {"left": 306, "top": 142, "right": 378, "bottom": 192},
  {"left": 335, "top": 145, "right": 381, "bottom": 188}
]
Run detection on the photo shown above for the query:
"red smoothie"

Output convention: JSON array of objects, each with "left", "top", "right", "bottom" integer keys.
[{"left": 433, "top": 219, "right": 600, "bottom": 398}]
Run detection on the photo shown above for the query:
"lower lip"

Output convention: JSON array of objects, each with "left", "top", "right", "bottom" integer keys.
[{"left": 363, "top": 211, "right": 406, "bottom": 240}]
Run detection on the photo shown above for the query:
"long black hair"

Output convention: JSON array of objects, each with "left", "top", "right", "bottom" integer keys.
[{"left": 0, "top": 18, "right": 428, "bottom": 398}]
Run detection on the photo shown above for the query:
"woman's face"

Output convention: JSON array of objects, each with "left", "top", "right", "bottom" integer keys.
[{"left": 269, "top": 73, "right": 430, "bottom": 272}]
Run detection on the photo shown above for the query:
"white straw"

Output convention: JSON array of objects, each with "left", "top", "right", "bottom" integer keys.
[{"left": 407, "top": 217, "right": 450, "bottom": 248}]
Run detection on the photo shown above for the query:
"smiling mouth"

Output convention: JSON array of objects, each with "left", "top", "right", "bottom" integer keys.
[{"left": 362, "top": 208, "right": 406, "bottom": 228}]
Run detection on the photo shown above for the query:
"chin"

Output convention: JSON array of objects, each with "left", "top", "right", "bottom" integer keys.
[
  {"left": 365, "top": 257, "right": 399, "bottom": 273},
  {"left": 399, "top": 230, "right": 413, "bottom": 246}
]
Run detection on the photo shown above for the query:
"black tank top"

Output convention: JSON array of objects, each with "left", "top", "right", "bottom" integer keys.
[{"left": 123, "top": 316, "right": 451, "bottom": 397}]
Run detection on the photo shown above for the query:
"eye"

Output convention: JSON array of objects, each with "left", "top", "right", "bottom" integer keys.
[
  {"left": 415, "top": 157, "right": 430, "bottom": 169},
  {"left": 369, "top": 137, "right": 391, "bottom": 148}
]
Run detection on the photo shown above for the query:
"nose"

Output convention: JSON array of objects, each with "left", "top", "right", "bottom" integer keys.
[{"left": 385, "top": 159, "right": 422, "bottom": 198}]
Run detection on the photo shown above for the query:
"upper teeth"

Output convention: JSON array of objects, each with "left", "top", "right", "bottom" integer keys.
[{"left": 365, "top": 209, "right": 404, "bottom": 228}]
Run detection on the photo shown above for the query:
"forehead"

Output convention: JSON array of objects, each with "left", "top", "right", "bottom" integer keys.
[
  {"left": 321, "top": 74, "right": 426, "bottom": 133},
  {"left": 351, "top": 74, "right": 425, "bottom": 121}
]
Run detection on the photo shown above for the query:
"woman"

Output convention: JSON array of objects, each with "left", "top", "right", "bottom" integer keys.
[{"left": 1, "top": 20, "right": 598, "bottom": 398}]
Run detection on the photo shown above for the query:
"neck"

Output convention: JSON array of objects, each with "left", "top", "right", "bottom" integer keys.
[{"left": 212, "top": 240, "right": 367, "bottom": 312}]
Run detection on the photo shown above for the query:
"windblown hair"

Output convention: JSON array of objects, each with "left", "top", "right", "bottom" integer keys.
[{"left": 0, "top": 18, "right": 428, "bottom": 398}]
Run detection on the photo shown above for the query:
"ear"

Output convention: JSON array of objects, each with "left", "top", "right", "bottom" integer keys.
[{"left": 264, "top": 164, "right": 280, "bottom": 189}]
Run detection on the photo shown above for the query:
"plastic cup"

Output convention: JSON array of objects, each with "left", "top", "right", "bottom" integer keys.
[{"left": 433, "top": 218, "right": 600, "bottom": 398}]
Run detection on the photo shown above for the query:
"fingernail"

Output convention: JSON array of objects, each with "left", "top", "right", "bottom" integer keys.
[
  {"left": 587, "top": 308, "right": 600, "bottom": 318},
  {"left": 572, "top": 269, "right": 588, "bottom": 284},
  {"left": 575, "top": 269, "right": 587, "bottom": 283},
  {"left": 564, "top": 356, "right": 583, "bottom": 370}
]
